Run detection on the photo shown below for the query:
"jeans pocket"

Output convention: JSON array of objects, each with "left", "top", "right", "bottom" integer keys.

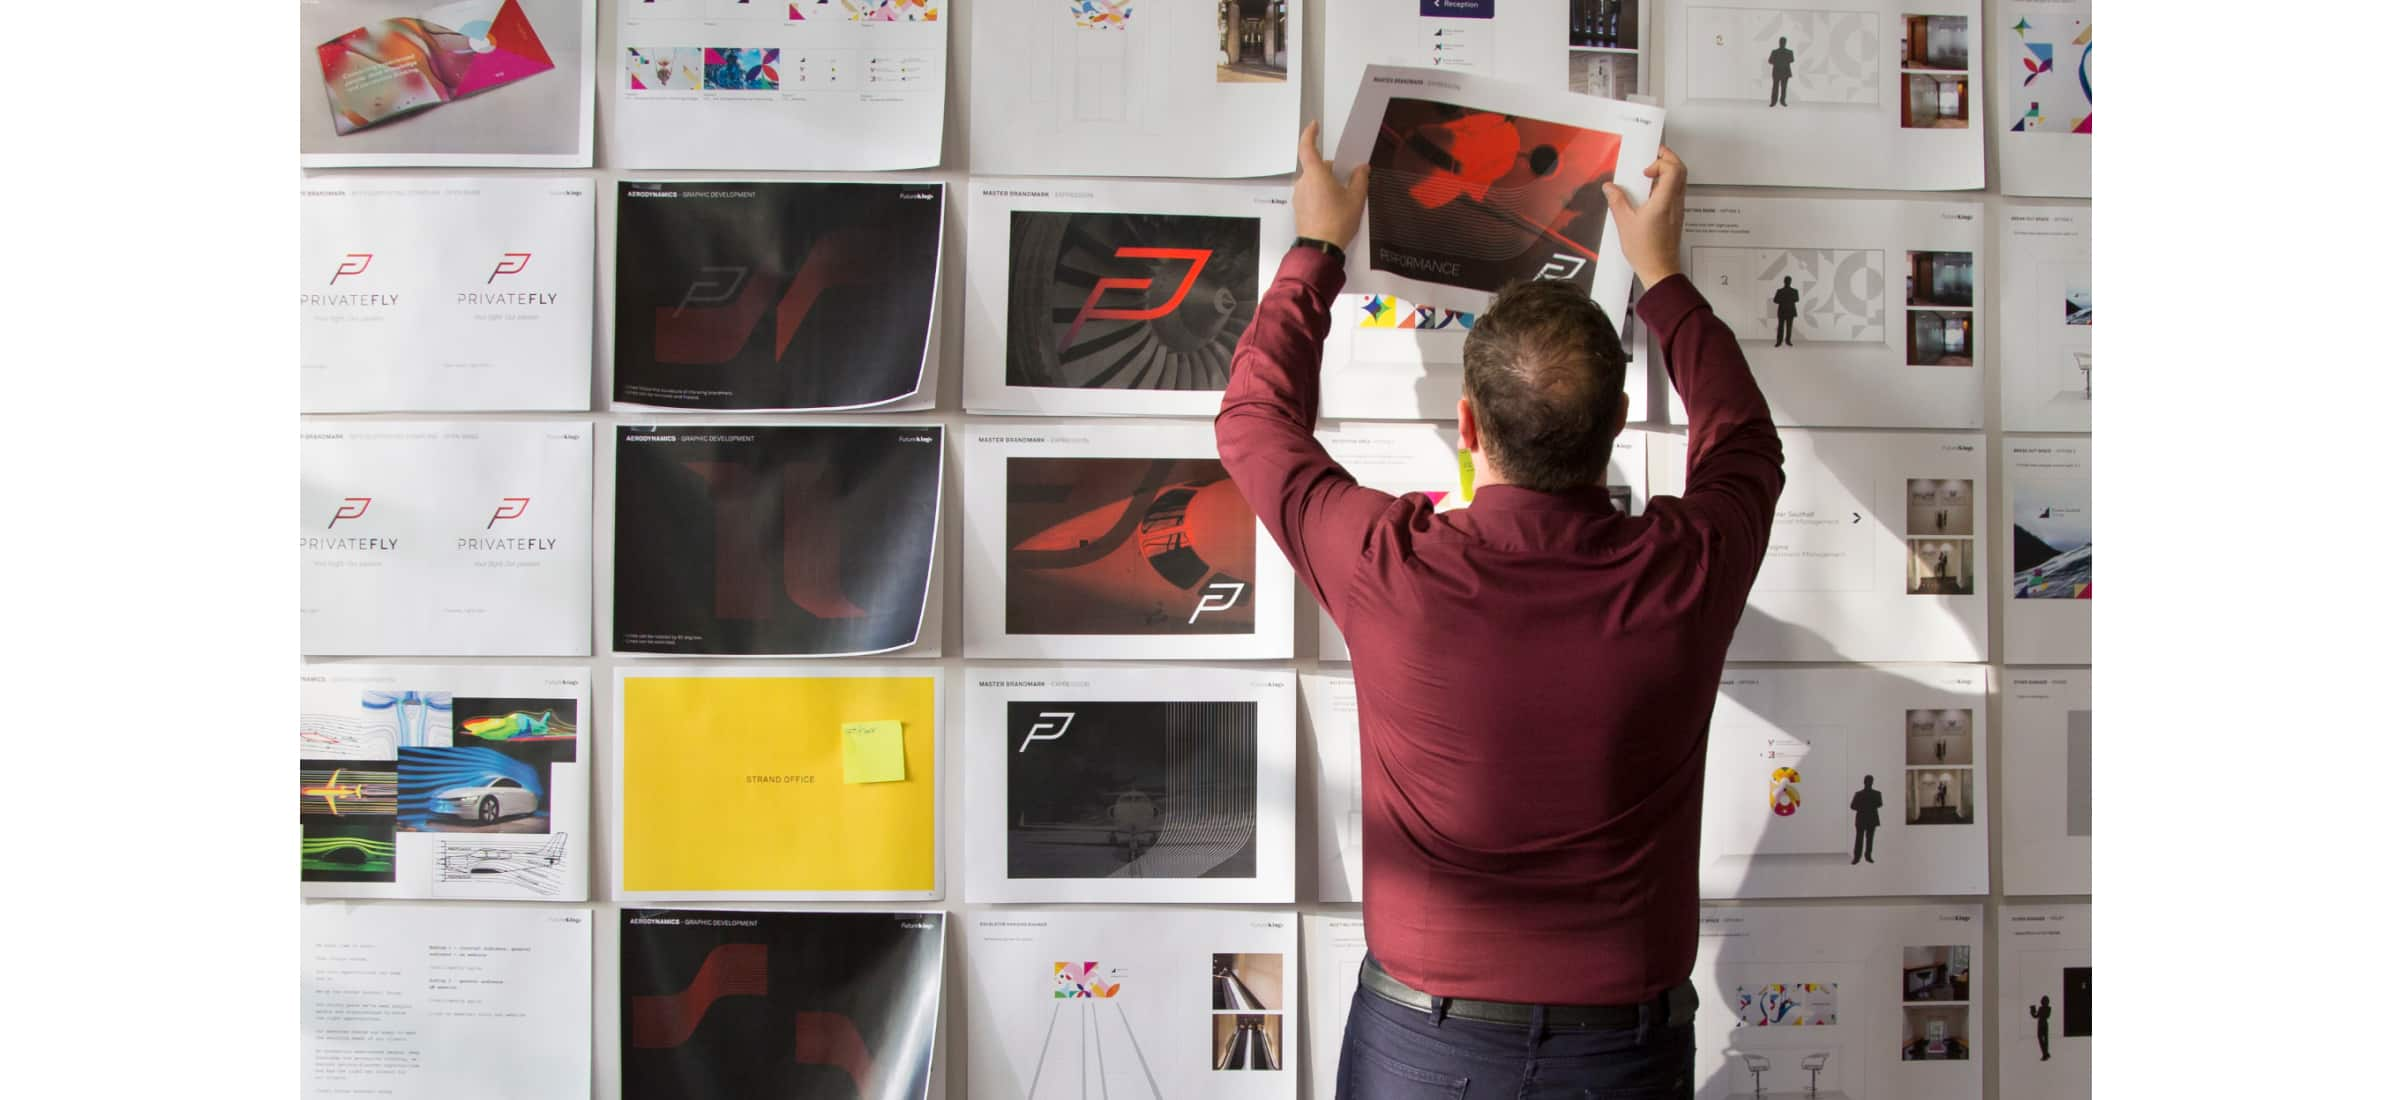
[{"left": 1340, "top": 1039, "right": 1470, "bottom": 1099}]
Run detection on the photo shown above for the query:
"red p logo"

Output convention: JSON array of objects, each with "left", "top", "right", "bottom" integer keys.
[
  {"left": 330, "top": 253, "right": 373, "bottom": 285},
  {"left": 488, "top": 497, "right": 531, "bottom": 528},
  {"left": 1061, "top": 247, "right": 1214, "bottom": 353},
  {"left": 489, "top": 252, "right": 533, "bottom": 283},
  {"left": 328, "top": 497, "right": 371, "bottom": 528}
]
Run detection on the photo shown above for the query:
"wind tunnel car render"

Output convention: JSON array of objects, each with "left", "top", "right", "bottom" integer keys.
[{"left": 430, "top": 774, "right": 540, "bottom": 823}]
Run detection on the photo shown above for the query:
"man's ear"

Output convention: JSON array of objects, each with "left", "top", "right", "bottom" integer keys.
[
  {"left": 1610, "top": 392, "right": 1632, "bottom": 438},
  {"left": 1457, "top": 396, "right": 1480, "bottom": 452}
]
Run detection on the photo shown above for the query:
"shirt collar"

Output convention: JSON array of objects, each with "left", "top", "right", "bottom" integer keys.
[{"left": 1465, "top": 484, "right": 1620, "bottom": 515}]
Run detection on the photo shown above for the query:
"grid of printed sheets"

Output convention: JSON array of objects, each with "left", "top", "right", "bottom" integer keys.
[{"left": 295, "top": 1, "right": 2090, "bottom": 1098}]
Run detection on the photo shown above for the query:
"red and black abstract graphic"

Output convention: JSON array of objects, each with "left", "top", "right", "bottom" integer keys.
[
  {"left": 1364, "top": 98, "right": 1624, "bottom": 294},
  {"left": 622, "top": 910, "right": 944, "bottom": 1100},
  {"left": 614, "top": 426, "right": 942, "bottom": 655},
  {"left": 1005, "top": 458, "right": 1257, "bottom": 636},
  {"left": 1006, "top": 211, "right": 1260, "bottom": 392},
  {"left": 614, "top": 181, "right": 943, "bottom": 410}
]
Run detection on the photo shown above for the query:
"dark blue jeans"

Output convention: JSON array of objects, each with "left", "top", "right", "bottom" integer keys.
[{"left": 1335, "top": 982, "right": 1695, "bottom": 1100}]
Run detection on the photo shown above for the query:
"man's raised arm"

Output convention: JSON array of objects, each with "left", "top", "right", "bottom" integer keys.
[
  {"left": 1602, "top": 148, "right": 1787, "bottom": 595},
  {"left": 1214, "top": 122, "right": 1394, "bottom": 616}
]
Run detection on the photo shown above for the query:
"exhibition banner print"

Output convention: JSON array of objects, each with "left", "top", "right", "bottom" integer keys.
[
  {"left": 615, "top": 182, "right": 943, "bottom": 411},
  {"left": 619, "top": 910, "right": 944, "bottom": 1100},
  {"left": 1332, "top": 64, "right": 1662, "bottom": 320},
  {"left": 614, "top": 425, "right": 943, "bottom": 657}
]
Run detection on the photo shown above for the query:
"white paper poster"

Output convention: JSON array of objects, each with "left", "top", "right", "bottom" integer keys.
[
  {"left": 968, "top": 0, "right": 1302, "bottom": 178},
  {"left": 614, "top": 0, "right": 946, "bottom": 170},
  {"left": 1694, "top": 904, "right": 1983, "bottom": 1100},
  {"left": 1993, "top": 0, "right": 2092, "bottom": 198},
  {"left": 965, "top": 178, "right": 1294, "bottom": 417},
  {"left": 1997, "top": 905, "right": 2091, "bottom": 1100},
  {"left": 964, "top": 908, "right": 1301, "bottom": 1097},
  {"left": 1999, "top": 669, "right": 2091, "bottom": 895},
  {"left": 963, "top": 665, "right": 1296, "bottom": 904},
  {"left": 963, "top": 421, "right": 1295, "bottom": 660},
  {"left": 1300, "top": 912, "right": 1368, "bottom": 1100},
  {"left": 1322, "top": 0, "right": 1570, "bottom": 148},
  {"left": 302, "top": 902, "right": 592, "bottom": 1100},
  {"left": 300, "top": 0, "right": 598, "bottom": 168},
  {"left": 1998, "top": 205, "right": 2093, "bottom": 431},
  {"left": 1661, "top": 0, "right": 1984, "bottom": 191},
  {"left": 301, "top": 421, "right": 593, "bottom": 656},
  {"left": 1301, "top": 669, "right": 1364, "bottom": 902},
  {"left": 1664, "top": 195, "right": 1985, "bottom": 429},
  {"left": 1649, "top": 429, "right": 1990, "bottom": 662},
  {"left": 301, "top": 177, "right": 594, "bottom": 412},
  {"left": 300, "top": 664, "right": 591, "bottom": 901},
  {"left": 1332, "top": 64, "right": 1664, "bottom": 323},
  {"left": 2004, "top": 438, "right": 2091, "bottom": 662},
  {"left": 1701, "top": 665, "right": 1988, "bottom": 899}
]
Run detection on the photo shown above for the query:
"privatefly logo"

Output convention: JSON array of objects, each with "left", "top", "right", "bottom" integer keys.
[
  {"left": 488, "top": 252, "right": 533, "bottom": 283},
  {"left": 327, "top": 497, "right": 372, "bottom": 528},
  {"left": 672, "top": 266, "right": 750, "bottom": 317},
  {"left": 487, "top": 497, "right": 531, "bottom": 529},
  {"left": 330, "top": 253, "right": 374, "bottom": 284},
  {"left": 1535, "top": 253, "right": 1588, "bottom": 281},
  {"left": 1017, "top": 711, "right": 1076, "bottom": 753},
  {"left": 1061, "top": 247, "right": 1214, "bottom": 353},
  {"left": 1189, "top": 581, "right": 1247, "bottom": 623}
]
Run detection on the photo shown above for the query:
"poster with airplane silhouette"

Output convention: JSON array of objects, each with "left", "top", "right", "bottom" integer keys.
[
  {"left": 300, "top": 421, "right": 593, "bottom": 656},
  {"left": 613, "top": 424, "right": 944, "bottom": 657},
  {"left": 1693, "top": 904, "right": 1983, "bottom": 1100},
  {"left": 965, "top": 908, "right": 1299, "bottom": 1098},
  {"left": 1332, "top": 64, "right": 1663, "bottom": 323},
  {"left": 965, "top": 178, "right": 1291, "bottom": 417},
  {"left": 964, "top": 664, "right": 1295, "bottom": 904},
  {"left": 300, "top": 664, "right": 590, "bottom": 900},
  {"left": 963, "top": 421, "right": 1294, "bottom": 659}
]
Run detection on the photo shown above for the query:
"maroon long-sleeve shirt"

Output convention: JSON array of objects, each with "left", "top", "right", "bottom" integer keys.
[{"left": 1215, "top": 247, "right": 1784, "bottom": 1005}]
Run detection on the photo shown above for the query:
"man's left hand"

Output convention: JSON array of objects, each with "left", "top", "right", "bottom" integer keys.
[{"left": 1294, "top": 120, "right": 1370, "bottom": 250}]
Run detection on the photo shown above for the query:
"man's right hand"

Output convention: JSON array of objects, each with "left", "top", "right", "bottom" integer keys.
[{"left": 1602, "top": 145, "right": 1688, "bottom": 289}]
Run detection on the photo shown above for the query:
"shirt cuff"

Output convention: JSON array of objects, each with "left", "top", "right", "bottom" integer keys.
[
  {"left": 1634, "top": 272, "right": 1705, "bottom": 331},
  {"left": 1275, "top": 243, "right": 1349, "bottom": 298}
]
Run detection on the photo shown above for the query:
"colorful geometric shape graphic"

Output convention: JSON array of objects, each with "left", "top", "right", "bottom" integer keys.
[
  {"left": 1070, "top": 0, "right": 1132, "bottom": 29},
  {"left": 1054, "top": 962, "right": 1123, "bottom": 998}
]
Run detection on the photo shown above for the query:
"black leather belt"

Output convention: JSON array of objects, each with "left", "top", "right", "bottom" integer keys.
[{"left": 1360, "top": 955, "right": 1697, "bottom": 1029}]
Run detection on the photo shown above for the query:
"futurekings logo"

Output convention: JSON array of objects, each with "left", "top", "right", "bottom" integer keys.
[{"left": 301, "top": 497, "right": 400, "bottom": 551}]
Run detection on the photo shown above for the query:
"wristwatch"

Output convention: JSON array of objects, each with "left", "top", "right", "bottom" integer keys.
[{"left": 1292, "top": 236, "right": 1347, "bottom": 264}]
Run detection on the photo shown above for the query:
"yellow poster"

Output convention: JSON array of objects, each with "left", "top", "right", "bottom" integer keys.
[{"left": 620, "top": 672, "right": 938, "bottom": 895}]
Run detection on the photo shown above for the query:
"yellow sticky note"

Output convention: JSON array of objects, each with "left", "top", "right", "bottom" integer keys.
[
  {"left": 1456, "top": 449, "right": 1477, "bottom": 503},
  {"left": 842, "top": 721, "right": 906, "bottom": 784}
]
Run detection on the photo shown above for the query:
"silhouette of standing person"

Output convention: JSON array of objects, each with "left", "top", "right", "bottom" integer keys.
[
  {"left": 1934, "top": 548, "right": 1949, "bottom": 581},
  {"left": 1935, "top": 738, "right": 1946, "bottom": 762},
  {"left": 1935, "top": 507, "right": 1948, "bottom": 532},
  {"left": 1849, "top": 775, "right": 1882, "bottom": 863},
  {"left": 2030, "top": 995, "right": 2053, "bottom": 1060},
  {"left": 1935, "top": 779, "right": 1949, "bottom": 807},
  {"left": 1772, "top": 276, "right": 1799, "bottom": 346},
  {"left": 1768, "top": 36, "right": 1795, "bottom": 106}
]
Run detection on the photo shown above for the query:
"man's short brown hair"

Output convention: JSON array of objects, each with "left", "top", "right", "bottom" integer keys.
[{"left": 1460, "top": 279, "right": 1628, "bottom": 494}]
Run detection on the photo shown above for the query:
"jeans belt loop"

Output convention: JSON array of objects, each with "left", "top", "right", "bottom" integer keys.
[
  {"left": 1635, "top": 998, "right": 1653, "bottom": 1046},
  {"left": 1430, "top": 994, "right": 1450, "bottom": 1027}
]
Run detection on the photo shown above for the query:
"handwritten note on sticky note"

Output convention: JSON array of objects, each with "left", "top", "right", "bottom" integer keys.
[{"left": 842, "top": 721, "right": 906, "bottom": 784}]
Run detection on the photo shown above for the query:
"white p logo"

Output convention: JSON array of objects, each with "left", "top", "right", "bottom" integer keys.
[
  {"left": 1535, "top": 254, "right": 1588, "bottom": 280},
  {"left": 672, "top": 266, "right": 749, "bottom": 316},
  {"left": 1018, "top": 711, "right": 1075, "bottom": 753},
  {"left": 1188, "top": 581, "right": 1247, "bottom": 624}
]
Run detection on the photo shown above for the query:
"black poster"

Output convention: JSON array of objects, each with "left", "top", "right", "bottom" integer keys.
[
  {"left": 615, "top": 181, "right": 943, "bottom": 411},
  {"left": 1006, "top": 211, "right": 1260, "bottom": 392},
  {"left": 615, "top": 425, "right": 943, "bottom": 655},
  {"left": 1004, "top": 700, "right": 1260, "bottom": 880},
  {"left": 623, "top": 910, "right": 944, "bottom": 1100}
]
